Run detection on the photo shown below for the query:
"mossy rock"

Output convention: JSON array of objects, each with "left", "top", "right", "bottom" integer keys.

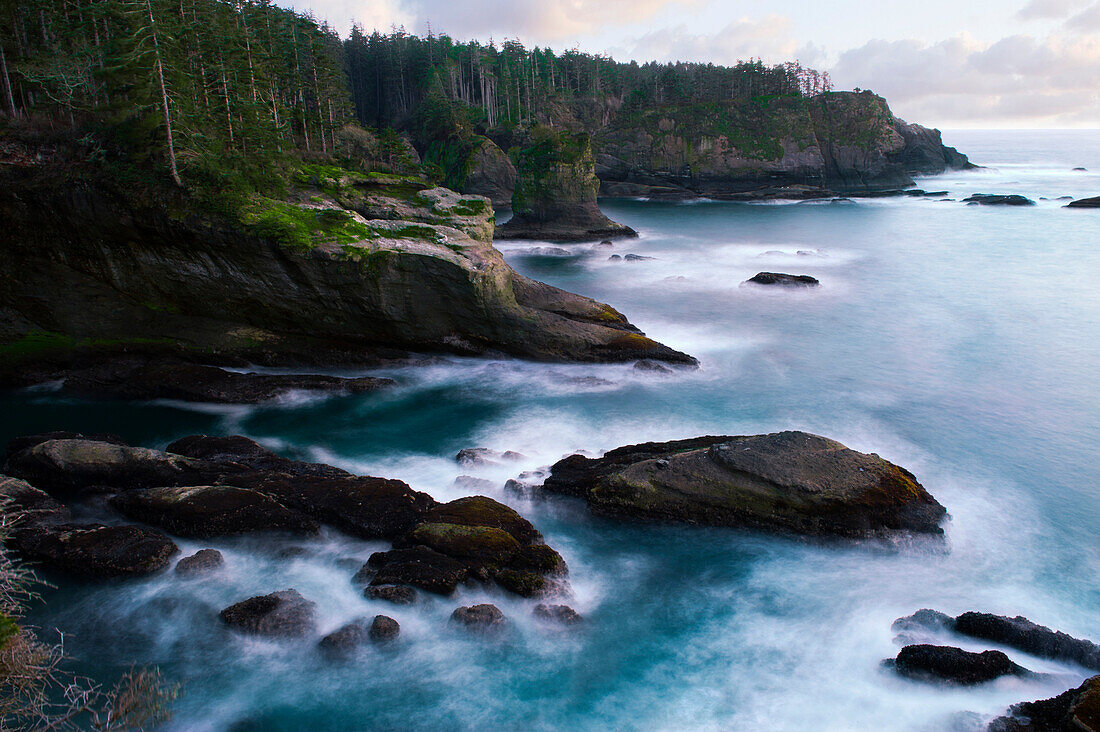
[
  {"left": 508, "top": 543, "right": 567, "bottom": 575},
  {"left": 493, "top": 568, "right": 549, "bottom": 598},
  {"left": 421, "top": 496, "right": 542, "bottom": 544},
  {"left": 408, "top": 521, "right": 521, "bottom": 562}
]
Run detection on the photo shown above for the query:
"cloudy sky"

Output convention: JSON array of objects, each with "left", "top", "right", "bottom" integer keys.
[{"left": 284, "top": 0, "right": 1100, "bottom": 128}]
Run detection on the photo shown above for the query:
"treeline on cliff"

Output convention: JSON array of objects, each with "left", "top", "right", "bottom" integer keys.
[
  {"left": 345, "top": 28, "right": 834, "bottom": 132},
  {"left": 0, "top": 0, "right": 352, "bottom": 187}
]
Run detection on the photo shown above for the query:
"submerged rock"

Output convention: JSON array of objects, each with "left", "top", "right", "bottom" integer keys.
[
  {"left": 451, "top": 604, "right": 505, "bottom": 630},
  {"left": 1066, "top": 196, "right": 1100, "bottom": 209},
  {"left": 544, "top": 431, "right": 947, "bottom": 537},
  {"left": 889, "top": 644, "right": 1028, "bottom": 684},
  {"left": 963, "top": 194, "right": 1036, "bottom": 206},
  {"left": 110, "top": 485, "right": 318, "bottom": 538},
  {"left": 15, "top": 522, "right": 177, "bottom": 578},
  {"left": 989, "top": 675, "right": 1100, "bottom": 731},
  {"left": 634, "top": 360, "right": 673, "bottom": 374},
  {"left": 365, "top": 546, "right": 470, "bottom": 595},
  {"left": 746, "top": 272, "right": 820, "bottom": 287},
  {"left": 176, "top": 548, "right": 224, "bottom": 575},
  {"left": 165, "top": 435, "right": 351, "bottom": 478},
  {"left": 954, "top": 612, "right": 1100, "bottom": 671},
  {"left": 220, "top": 589, "right": 316, "bottom": 638},
  {"left": 59, "top": 358, "right": 395, "bottom": 403},
  {"left": 534, "top": 603, "right": 583, "bottom": 625},
  {"left": 319, "top": 619, "right": 368, "bottom": 653},
  {"left": 4, "top": 439, "right": 233, "bottom": 497},
  {"left": 369, "top": 615, "right": 400, "bottom": 641}
]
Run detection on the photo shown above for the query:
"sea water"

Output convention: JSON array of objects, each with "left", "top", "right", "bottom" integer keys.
[{"left": 4, "top": 130, "right": 1100, "bottom": 731}]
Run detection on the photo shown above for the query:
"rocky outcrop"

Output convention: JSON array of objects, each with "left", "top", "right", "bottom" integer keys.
[
  {"left": 964, "top": 194, "right": 1036, "bottom": 206},
  {"left": 595, "top": 92, "right": 972, "bottom": 199},
  {"left": 219, "top": 589, "right": 317, "bottom": 638},
  {"left": 164, "top": 435, "right": 351, "bottom": 478},
  {"left": 543, "top": 431, "right": 947, "bottom": 537},
  {"left": 0, "top": 165, "right": 694, "bottom": 376},
  {"left": 1067, "top": 196, "right": 1100, "bottom": 208},
  {"left": 56, "top": 358, "right": 395, "bottom": 403},
  {"left": 451, "top": 603, "right": 505, "bottom": 631},
  {"left": 14, "top": 522, "right": 177, "bottom": 578},
  {"left": 176, "top": 548, "right": 224, "bottom": 575},
  {"left": 989, "top": 676, "right": 1100, "bottom": 731},
  {"left": 109, "top": 485, "right": 319, "bottom": 538},
  {"left": 745, "top": 273, "right": 820, "bottom": 287},
  {"left": 496, "top": 128, "right": 637, "bottom": 241},
  {"left": 461, "top": 138, "right": 517, "bottom": 207},
  {"left": 887, "top": 644, "right": 1029, "bottom": 684}
]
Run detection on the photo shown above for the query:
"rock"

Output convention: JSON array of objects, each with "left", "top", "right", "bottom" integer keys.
[
  {"left": 407, "top": 522, "right": 521, "bottom": 562},
  {"left": 110, "top": 485, "right": 317, "bottom": 538},
  {"left": 368, "top": 615, "right": 400, "bottom": 641},
  {"left": 451, "top": 603, "right": 505, "bottom": 630},
  {"left": 543, "top": 431, "right": 947, "bottom": 537},
  {"left": 219, "top": 589, "right": 316, "bottom": 638},
  {"left": 456, "top": 448, "right": 502, "bottom": 466},
  {"left": 1073, "top": 167, "right": 1088, "bottom": 171},
  {"left": 534, "top": 603, "right": 583, "bottom": 625},
  {"left": 365, "top": 546, "right": 470, "bottom": 595},
  {"left": 623, "top": 254, "right": 654, "bottom": 261},
  {"left": 889, "top": 644, "right": 1028, "bottom": 684},
  {"left": 0, "top": 475, "right": 70, "bottom": 525},
  {"left": 14, "top": 522, "right": 177, "bottom": 578},
  {"left": 176, "top": 548, "right": 224, "bottom": 575},
  {"left": 891, "top": 608, "right": 955, "bottom": 642},
  {"left": 634, "top": 360, "right": 672, "bottom": 374},
  {"left": 963, "top": 194, "right": 1036, "bottom": 206},
  {"left": 496, "top": 127, "right": 637, "bottom": 242},
  {"left": 4, "top": 439, "right": 235, "bottom": 497},
  {"left": 364, "top": 585, "right": 417, "bottom": 605},
  {"left": 608, "top": 255, "right": 622, "bottom": 261},
  {"left": 746, "top": 272, "right": 820, "bottom": 287},
  {"left": 514, "top": 247, "right": 575, "bottom": 257},
  {"left": 461, "top": 137, "right": 516, "bottom": 207},
  {"left": 507, "top": 543, "right": 567, "bottom": 575},
  {"left": 597, "top": 240, "right": 614, "bottom": 247},
  {"left": 421, "top": 496, "right": 542, "bottom": 545},
  {"left": 1066, "top": 196, "right": 1100, "bottom": 208},
  {"left": 59, "top": 358, "right": 395, "bottom": 403},
  {"left": 237, "top": 474, "right": 437, "bottom": 540},
  {"left": 493, "top": 568, "right": 554, "bottom": 597},
  {"left": 988, "top": 675, "right": 1100, "bottom": 731},
  {"left": 954, "top": 612, "right": 1100, "bottom": 671},
  {"left": 165, "top": 435, "right": 351, "bottom": 478},
  {"left": 318, "top": 620, "right": 368, "bottom": 653},
  {"left": 5, "top": 431, "right": 128, "bottom": 461}
]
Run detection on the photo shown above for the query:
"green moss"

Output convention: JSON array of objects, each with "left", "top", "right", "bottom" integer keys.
[
  {"left": 242, "top": 201, "right": 377, "bottom": 251},
  {"left": 141, "top": 300, "right": 181, "bottom": 314},
  {"left": 448, "top": 198, "right": 488, "bottom": 217},
  {"left": 0, "top": 331, "right": 177, "bottom": 361},
  {"left": 493, "top": 568, "right": 547, "bottom": 598},
  {"left": 0, "top": 613, "right": 18, "bottom": 649}
]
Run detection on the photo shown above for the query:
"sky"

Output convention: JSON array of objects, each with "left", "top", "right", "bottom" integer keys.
[{"left": 282, "top": 0, "right": 1100, "bottom": 128}]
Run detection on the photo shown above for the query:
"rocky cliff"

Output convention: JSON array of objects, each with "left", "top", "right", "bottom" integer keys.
[
  {"left": 0, "top": 149, "right": 694, "bottom": 376},
  {"left": 495, "top": 128, "right": 636, "bottom": 241},
  {"left": 593, "top": 91, "right": 971, "bottom": 199}
]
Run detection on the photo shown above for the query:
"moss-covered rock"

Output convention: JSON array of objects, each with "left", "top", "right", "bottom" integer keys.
[
  {"left": 420, "top": 495, "right": 542, "bottom": 545},
  {"left": 109, "top": 485, "right": 319, "bottom": 538},
  {"left": 407, "top": 522, "right": 521, "bottom": 561}
]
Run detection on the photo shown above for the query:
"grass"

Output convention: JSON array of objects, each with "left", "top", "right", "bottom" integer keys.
[{"left": 0, "top": 331, "right": 177, "bottom": 359}]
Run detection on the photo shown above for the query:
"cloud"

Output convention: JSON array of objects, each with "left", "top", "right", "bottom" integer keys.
[
  {"left": 1067, "top": 1, "right": 1100, "bottom": 31},
  {"left": 831, "top": 31, "right": 1100, "bottom": 126},
  {"left": 1017, "top": 0, "right": 1088, "bottom": 20},
  {"left": 399, "top": 0, "right": 701, "bottom": 43},
  {"left": 610, "top": 14, "right": 826, "bottom": 67}
]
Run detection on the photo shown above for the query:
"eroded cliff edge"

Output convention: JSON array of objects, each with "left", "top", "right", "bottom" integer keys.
[{"left": 0, "top": 143, "right": 694, "bottom": 378}]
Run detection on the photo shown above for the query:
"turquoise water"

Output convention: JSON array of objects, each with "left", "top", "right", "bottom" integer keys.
[{"left": 6, "top": 130, "right": 1100, "bottom": 730}]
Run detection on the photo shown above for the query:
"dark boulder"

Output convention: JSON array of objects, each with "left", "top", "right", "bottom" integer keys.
[
  {"left": 544, "top": 431, "right": 947, "bottom": 537},
  {"left": 623, "top": 254, "right": 654, "bottom": 261},
  {"left": 0, "top": 475, "right": 71, "bottom": 525},
  {"left": 165, "top": 435, "right": 351, "bottom": 478},
  {"left": 364, "top": 585, "right": 417, "bottom": 605},
  {"left": 954, "top": 612, "right": 1100, "bottom": 671},
  {"left": 14, "top": 522, "right": 177, "bottom": 578},
  {"left": 176, "top": 548, "right": 224, "bottom": 575},
  {"left": 238, "top": 474, "right": 437, "bottom": 540},
  {"left": 4, "top": 439, "right": 235, "bottom": 497},
  {"left": 368, "top": 615, "right": 400, "bottom": 641},
  {"left": 963, "top": 194, "right": 1036, "bottom": 206},
  {"left": 451, "top": 604, "right": 505, "bottom": 630},
  {"left": 365, "top": 546, "right": 469, "bottom": 595},
  {"left": 534, "top": 603, "right": 583, "bottom": 625},
  {"left": 406, "top": 522, "right": 521, "bottom": 562},
  {"left": 508, "top": 544, "right": 568, "bottom": 575},
  {"left": 988, "top": 675, "right": 1100, "bottom": 731},
  {"left": 1073, "top": 167, "right": 1088, "bottom": 171},
  {"left": 110, "top": 485, "right": 318, "bottom": 538},
  {"left": 889, "top": 644, "right": 1028, "bottom": 684},
  {"left": 493, "top": 568, "right": 556, "bottom": 598},
  {"left": 891, "top": 608, "right": 955, "bottom": 643},
  {"left": 219, "top": 589, "right": 316, "bottom": 638},
  {"left": 318, "top": 620, "right": 368, "bottom": 653},
  {"left": 746, "top": 272, "right": 820, "bottom": 287},
  {"left": 59, "top": 358, "right": 395, "bottom": 404},
  {"left": 634, "top": 360, "right": 673, "bottom": 374},
  {"left": 1066, "top": 196, "right": 1100, "bottom": 209}
]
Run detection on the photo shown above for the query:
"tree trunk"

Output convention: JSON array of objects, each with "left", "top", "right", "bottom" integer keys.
[
  {"left": 145, "top": 0, "right": 182, "bottom": 186},
  {"left": 0, "top": 43, "right": 17, "bottom": 117}
]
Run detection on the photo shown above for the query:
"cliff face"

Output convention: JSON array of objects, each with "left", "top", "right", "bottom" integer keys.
[
  {"left": 495, "top": 129, "right": 636, "bottom": 241},
  {"left": 0, "top": 161, "right": 694, "bottom": 371},
  {"left": 594, "top": 91, "right": 972, "bottom": 198}
]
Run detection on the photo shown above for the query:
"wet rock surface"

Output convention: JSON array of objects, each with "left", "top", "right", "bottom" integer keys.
[
  {"left": 220, "top": 589, "right": 317, "bottom": 638},
  {"left": 746, "top": 272, "right": 820, "bottom": 287},
  {"left": 176, "top": 548, "right": 225, "bottom": 575},
  {"left": 963, "top": 194, "right": 1036, "bottom": 206},
  {"left": 451, "top": 604, "right": 505, "bottom": 630},
  {"left": 545, "top": 431, "right": 946, "bottom": 537},
  {"left": 15, "top": 522, "right": 178, "bottom": 578},
  {"left": 165, "top": 435, "right": 351, "bottom": 478},
  {"left": 110, "top": 485, "right": 318, "bottom": 538},
  {"left": 889, "top": 644, "right": 1028, "bottom": 684},
  {"left": 989, "top": 675, "right": 1100, "bottom": 731},
  {"left": 534, "top": 604, "right": 583, "bottom": 625},
  {"left": 1066, "top": 196, "right": 1100, "bottom": 208},
  {"left": 369, "top": 615, "right": 400, "bottom": 641}
]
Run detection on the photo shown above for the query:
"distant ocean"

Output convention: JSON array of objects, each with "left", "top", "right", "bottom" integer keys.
[{"left": 12, "top": 129, "right": 1100, "bottom": 731}]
